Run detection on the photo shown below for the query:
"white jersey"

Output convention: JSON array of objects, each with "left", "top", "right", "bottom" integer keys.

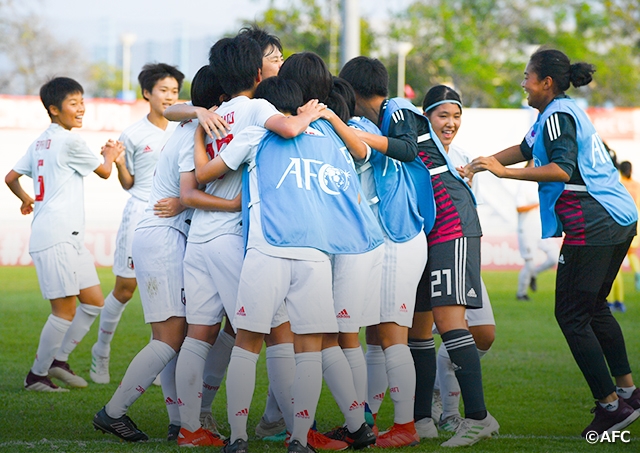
[
  {"left": 13, "top": 123, "right": 100, "bottom": 252},
  {"left": 120, "top": 116, "right": 177, "bottom": 201},
  {"left": 136, "top": 119, "right": 197, "bottom": 236},
  {"left": 187, "top": 95, "right": 281, "bottom": 244},
  {"left": 220, "top": 125, "right": 328, "bottom": 261},
  {"left": 448, "top": 144, "right": 483, "bottom": 203}
]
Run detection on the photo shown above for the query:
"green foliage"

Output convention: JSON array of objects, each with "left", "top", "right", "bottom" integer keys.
[
  {"left": 249, "top": 0, "right": 376, "bottom": 74},
  {"left": 1, "top": 267, "right": 639, "bottom": 452},
  {"left": 87, "top": 63, "right": 122, "bottom": 99},
  {"left": 387, "top": 0, "right": 640, "bottom": 107}
]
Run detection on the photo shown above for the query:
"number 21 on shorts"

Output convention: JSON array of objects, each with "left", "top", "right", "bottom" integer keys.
[{"left": 431, "top": 269, "right": 452, "bottom": 297}]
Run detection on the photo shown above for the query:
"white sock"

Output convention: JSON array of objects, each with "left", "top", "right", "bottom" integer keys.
[
  {"left": 32, "top": 315, "right": 71, "bottom": 376},
  {"left": 105, "top": 340, "right": 175, "bottom": 418},
  {"left": 55, "top": 304, "right": 102, "bottom": 362},
  {"left": 437, "top": 344, "right": 460, "bottom": 419},
  {"left": 226, "top": 347, "right": 259, "bottom": 443},
  {"left": 617, "top": 385, "right": 637, "bottom": 399},
  {"left": 94, "top": 292, "right": 127, "bottom": 357},
  {"left": 291, "top": 352, "right": 323, "bottom": 446},
  {"left": 343, "top": 346, "right": 367, "bottom": 411},
  {"left": 201, "top": 330, "right": 234, "bottom": 414},
  {"left": 365, "top": 344, "right": 388, "bottom": 416},
  {"left": 263, "top": 386, "right": 282, "bottom": 423},
  {"left": 176, "top": 337, "right": 211, "bottom": 432},
  {"left": 265, "top": 343, "right": 295, "bottom": 431},
  {"left": 161, "top": 355, "right": 180, "bottom": 426},
  {"left": 600, "top": 399, "right": 620, "bottom": 411},
  {"left": 384, "top": 344, "right": 415, "bottom": 425},
  {"left": 323, "top": 346, "right": 363, "bottom": 432}
]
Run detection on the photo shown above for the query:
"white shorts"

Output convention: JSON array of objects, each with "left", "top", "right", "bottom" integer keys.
[
  {"left": 234, "top": 248, "right": 337, "bottom": 335},
  {"left": 184, "top": 234, "right": 244, "bottom": 326},
  {"left": 113, "top": 196, "right": 146, "bottom": 278},
  {"left": 132, "top": 226, "right": 186, "bottom": 323},
  {"left": 31, "top": 243, "right": 100, "bottom": 300},
  {"left": 380, "top": 233, "right": 428, "bottom": 327},
  {"left": 466, "top": 279, "right": 495, "bottom": 327},
  {"left": 332, "top": 245, "right": 384, "bottom": 332}
]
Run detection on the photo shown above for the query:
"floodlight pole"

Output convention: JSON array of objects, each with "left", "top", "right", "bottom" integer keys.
[
  {"left": 121, "top": 33, "right": 137, "bottom": 94},
  {"left": 340, "top": 0, "right": 360, "bottom": 68},
  {"left": 397, "top": 42, "right": 413, "bottom": 98}
]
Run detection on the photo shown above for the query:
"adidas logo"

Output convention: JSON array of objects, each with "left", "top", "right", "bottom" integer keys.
[
  {"left": 110, "top": 421, "right": 139, "bottom": 438},
  {"left": 236, "top": 306, "right": 246, "bottom": 316},
  {"left": 143, "top": 145, "right": 153, "bottom": 153},
  {"left": 337, "top": 309, "right": 350, "bottom": 319},
  {"left": 165, "top": 397, "right": 176, "bottom": 405},
  {"left": 467, "top": 288, "right": 477, "bottom": 297},
  {"left": 99, "top": 328, "right": 114, "bottom": 335},
  {"left": 451, "top": 362, "right": 462, "bottom": 372},
  {"left": 135, "top": 385, "right": 145, "bottom": 394},
  {"left": 373, "top": 392, "right": 385, "bottom": 401},
  {"left": 399, "top": 303, "right": 408, "bottom": 313},
  {"left": 295, "top": 409, "right": 310, "bottom": 419},
  {"left": 197, "top": 391, "right": 202, "bottom": 399},
  {"left": 558, "top": 254, "right": 565, "bottom": 264},
  {"left": 390, "top": 387, "right": 399, "bottom": 393},
  {"left": 177, "top": 398, "right": 184, "bottom": 406},
  {"left": 235, "top": 408, "right": 248, "bottom": 416},
  {"left": 348, "top": 400, "right": 360, "bottom": 411}
]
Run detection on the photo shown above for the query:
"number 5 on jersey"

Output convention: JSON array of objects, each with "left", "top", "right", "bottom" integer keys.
[{"left": 35, "top": 159, "right": 45, "bottom": 201}]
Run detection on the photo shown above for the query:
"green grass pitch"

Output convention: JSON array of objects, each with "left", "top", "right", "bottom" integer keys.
[{"left": 0, "top": 266, "right": 638, "bottom": 452}]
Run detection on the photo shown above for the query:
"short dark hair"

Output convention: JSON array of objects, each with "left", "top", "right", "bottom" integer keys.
[
  {"left": 138, "top": 63, "right": 185, "bottom": 101},
  {"left": 620, "top": 161, "right": 632, "bottom": 179},
  {"left": 422, "top": 85, "right": 462, "bottom": 116},
  {"left": 326, "top": 91, "right": 351, "bottom": 123},
  {"left": 278, "top": 52, "right": 332, "bottom": 103},
  {"left": 331, "top": 77, "right": 356, "bottom": 118},
  {"left": 39, "top": 77, "right": 84, "bottom": 118},
  {"left": 191, "top": 65, "right": 225, "bottom": 109},
  {"left": 209, "top": 36, "right": 262, "bottom": 97},
  {"left": 528, "top": 48, "right": 596, "bottom": 93},
  {"left": 254, "top": 76, "right": 303, "bottom": 115},
  {"left": 236, "top": 24, "right": 282, "bottom": 54},
  {"left": 339, "top": 56, "right": 389, "bottom": 98}
]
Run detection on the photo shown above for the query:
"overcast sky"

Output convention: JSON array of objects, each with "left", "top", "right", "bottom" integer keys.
[{"left": 36, "top": 0, "right": 410, "bottom": 47}]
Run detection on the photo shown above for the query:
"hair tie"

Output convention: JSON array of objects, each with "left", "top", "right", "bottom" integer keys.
[{"left": 423, "top": 99, "right": 462, "bottom": 113}]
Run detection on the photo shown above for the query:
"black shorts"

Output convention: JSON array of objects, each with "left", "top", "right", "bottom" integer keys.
[{"left": 415, "top": 236, "right": 483, "bottom": 312}]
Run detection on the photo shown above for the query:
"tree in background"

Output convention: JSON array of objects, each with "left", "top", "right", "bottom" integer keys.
[
  {"left": 87, "top": 63, "right": 123, "bottom": 99},
  {"left": 0, "top": 1, "right": 85, "bottom": 95},
  {"left": 387, "top": 0, "right": 640, "bottom": 108},
  {"left": 520, "top": 0, "right": 640, "bottom": 107},
  {"left": 387, "top": 0, "right": 539, "bottom": 108},
  {"left": 250, "top": 0, "right": 376, "bottom": 75}
]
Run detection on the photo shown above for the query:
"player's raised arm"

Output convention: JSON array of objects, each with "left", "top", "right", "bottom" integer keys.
[
  {"left": 94, "top": 140, "right": 123, "bottom": 179},
  {"left": 5, "top": 170, "right": 34, "bottom": 215},
  {"left": 193, "top": 124, "right": 231, "bottom": 184},
  {"left": 179, "top": 171, "right": 240, "bottom": 212},
  {"left": 114, "top": 144, "right": 134, "bottom": 189},
  {"left": 322, "top": 109, "right": 368, "bottom": 160},
  {"left": 164, "top": 104, "right": 230, "bottom": 140},
  {"left": 264, "top": 99, "right": 326, "bottom": 138}
]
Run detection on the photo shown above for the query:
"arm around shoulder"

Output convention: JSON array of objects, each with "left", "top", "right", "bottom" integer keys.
[{"left": 179, "top": 171, "right": 240, "bottom": 212}]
